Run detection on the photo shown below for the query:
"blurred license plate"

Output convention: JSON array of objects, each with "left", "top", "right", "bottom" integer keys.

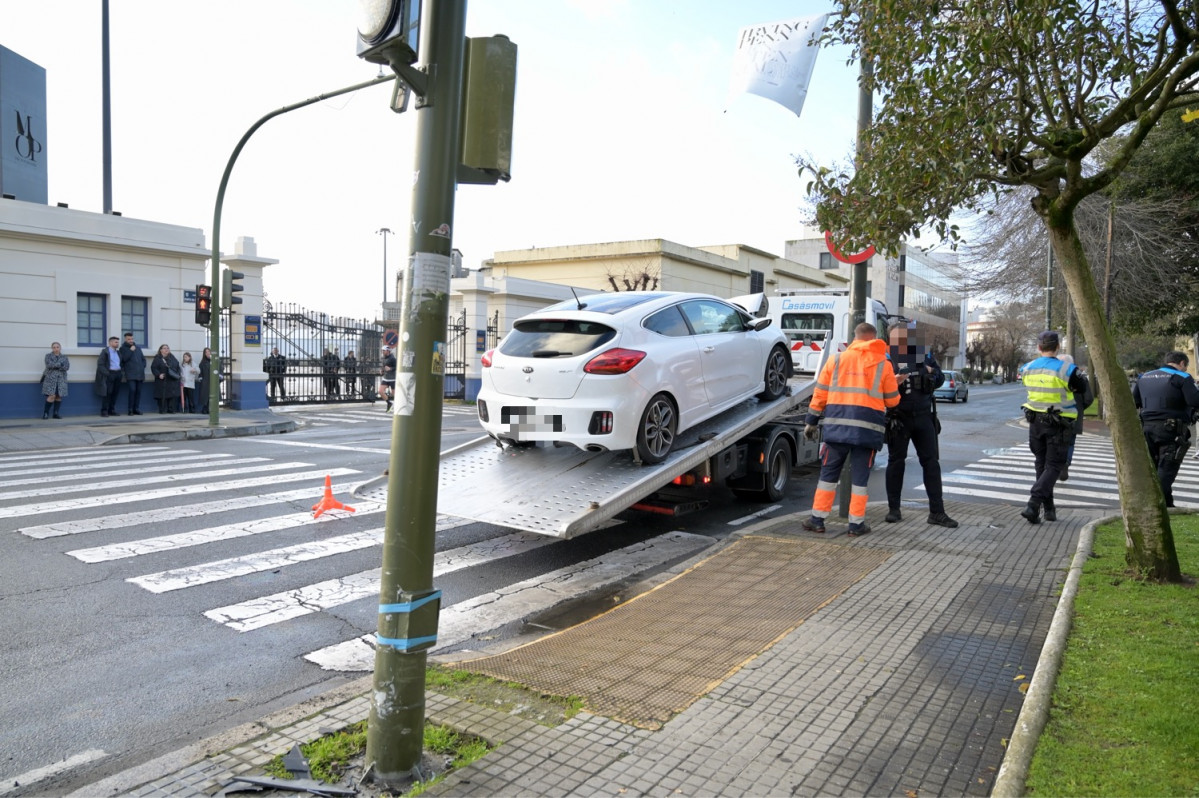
[{"left": 500, "top": 406, "right": 563, "bottom": 432}]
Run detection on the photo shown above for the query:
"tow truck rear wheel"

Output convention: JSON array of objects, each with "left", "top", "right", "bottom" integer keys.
[
  {"left": 757, "top": 346, "right": 790, "bottom": 401},
  {"left": 733, "top": 435, "right": 793, "bottom": 502},
  {"left": 636, "top": 393, "right": 677, "bottom": 465}
]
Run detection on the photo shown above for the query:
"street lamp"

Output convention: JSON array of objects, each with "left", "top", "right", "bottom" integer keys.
[{"left": 377, "top": 227, "right": 393, "bottom": 302}]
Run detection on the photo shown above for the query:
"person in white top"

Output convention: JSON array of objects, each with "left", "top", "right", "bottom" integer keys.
[{"left": 179, "top": 352, "right": 201, "bottom": 414}]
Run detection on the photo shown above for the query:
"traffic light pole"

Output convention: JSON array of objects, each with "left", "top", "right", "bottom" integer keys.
[
  {"left": 365, "top": 0, "right": 467, "bottom": 786},
  {"left": 205, "top": 73, "right": 396, "bottom": 426},
  {"left": 839, "top": 56, "right": 874, "bottom": 518}
]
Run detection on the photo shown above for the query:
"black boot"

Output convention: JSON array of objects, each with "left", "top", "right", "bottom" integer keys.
[
  {"left": 43, "top": 401, "right": 51, "bottom": 419},
  {"left": 52, "top": 402, "right": 62, "bottom": 419},
  {"left": 1020, "top": 500, "right": 1041, "bottom": 524},
  {"left": 1043, "top": 500, "right": 1057, "bottom": 522}
]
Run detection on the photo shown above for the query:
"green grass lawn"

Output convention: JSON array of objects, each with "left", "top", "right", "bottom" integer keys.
[{"left": 1026, "top": 513, "right": 1199, "bottom": 796}]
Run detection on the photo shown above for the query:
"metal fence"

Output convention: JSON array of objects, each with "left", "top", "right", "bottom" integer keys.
[{"left": 261, "top": 303, "right": 385, "bottom": 405}]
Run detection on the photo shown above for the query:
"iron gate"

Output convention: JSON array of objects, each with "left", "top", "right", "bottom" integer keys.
[
  {"left": 444, "top": 308, "right": 468, "bottom": 400},
  {"left": 262, "top": 303, "right": 385, "bottom": 405}
]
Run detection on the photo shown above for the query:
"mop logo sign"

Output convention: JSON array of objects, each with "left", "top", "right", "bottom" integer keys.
[{"left": 13, "top": 111, "right": 42, "bottom": 162}]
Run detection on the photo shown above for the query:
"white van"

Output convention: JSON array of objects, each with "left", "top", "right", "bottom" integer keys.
[{"left": 733, "top": 291, "right": 894, "bottom": 376}]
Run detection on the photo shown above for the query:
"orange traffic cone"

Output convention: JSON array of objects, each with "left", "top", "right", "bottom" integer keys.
[{"left": 312, "top": 475, "right": 355, "bottom": 519}]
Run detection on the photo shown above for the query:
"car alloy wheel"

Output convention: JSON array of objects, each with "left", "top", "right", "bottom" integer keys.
[
  {"left": 636, "top": 393, "right": 677, "bottom": 465},
  {"left": 758, "top": 346, "right": 790, "bottom": 401}
]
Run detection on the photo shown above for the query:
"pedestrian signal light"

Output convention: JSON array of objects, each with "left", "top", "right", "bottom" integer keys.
[
  {"left": 195, "top": 284, "right": 212, "bottom": 326},
  {"left": 356, "top": 0, "right": 420, "bottom": 66},
  {"left": 221, "top": 270, "right": 244, "bottom": 309}
]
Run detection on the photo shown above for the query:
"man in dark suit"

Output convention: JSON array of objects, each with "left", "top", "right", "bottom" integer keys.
[{"left": 119, "top": 332, "right": 147, "bottom": 415}]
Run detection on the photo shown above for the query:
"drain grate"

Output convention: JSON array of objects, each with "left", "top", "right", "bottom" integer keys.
[{"left": 452, "top": 535, "right": 892, "bottom": 728}]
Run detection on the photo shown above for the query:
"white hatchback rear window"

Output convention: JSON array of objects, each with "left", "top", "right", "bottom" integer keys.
[{"left": 501, "top": 320, "right": 617, "bottom": 358}]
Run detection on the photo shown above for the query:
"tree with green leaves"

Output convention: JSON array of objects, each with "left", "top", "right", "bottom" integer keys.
[{"left": 801, "top": 0, "right": 1198, "bottom": 581}]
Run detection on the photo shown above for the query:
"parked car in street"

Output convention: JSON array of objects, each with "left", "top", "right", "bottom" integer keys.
[
  {"left": 934, "top": 370, "right": 969, "bottom": 403},
  {"left": 476, "top": 291, "right": 793, "bottom": 464}
]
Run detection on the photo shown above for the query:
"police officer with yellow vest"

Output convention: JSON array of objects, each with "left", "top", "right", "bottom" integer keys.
[
  {"left": 1133, "top": 351, "right": 1199, "bottom": 507},
  {"left": 1019, "top": 330, "right": 1089, "bottom": 523}
]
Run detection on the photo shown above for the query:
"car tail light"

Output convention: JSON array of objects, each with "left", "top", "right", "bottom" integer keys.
[
  {"left": 584, "top": 348, "right": 646, "bottom": 375},
  {"left": 481, "top": 349, "right": 495, "bottom": 368},
  {"left": 589, "top": 411, "right": 613, "bottom": 435},
  {"left": 477, "top": 400, "right": 489, "bottom": 423}
]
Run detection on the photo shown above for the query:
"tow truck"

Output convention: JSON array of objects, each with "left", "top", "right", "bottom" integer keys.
[{"left": 355, "top": 374, "right": 822, "bottom": 539}]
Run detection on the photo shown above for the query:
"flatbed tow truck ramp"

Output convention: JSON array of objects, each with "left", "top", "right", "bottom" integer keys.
[{"left": 354, "top": 377, "right": 818, "bottom": 539}]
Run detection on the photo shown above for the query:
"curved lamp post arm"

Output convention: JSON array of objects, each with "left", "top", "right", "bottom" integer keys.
[{"left": 207, "top": 74, "right": 397, "bottom": 425}]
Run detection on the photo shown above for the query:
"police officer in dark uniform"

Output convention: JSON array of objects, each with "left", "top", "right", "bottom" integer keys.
[
  {"left": 1133, "top": 351, "right": 1199, "bottom": 507},
  {"left": 883, "top": 324, "right": 958, "bottom": 528},
  {"left": 1020, "top": 331, "right": 1089, "bottom": 523}
]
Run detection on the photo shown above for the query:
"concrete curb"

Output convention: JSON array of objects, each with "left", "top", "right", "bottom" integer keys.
[
  {"left": 113, "top": 419, "right": 297, "bottom": 445},
  {"left": 991, "top": 513, "right": 1108, "bottom": 797}
]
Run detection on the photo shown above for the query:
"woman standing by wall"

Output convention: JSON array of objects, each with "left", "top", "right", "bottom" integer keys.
[
  {"left": 151, "top": 344, "right": 182, "bottom": 414},
  {"left": 41, "top": 342, "right": 70, "bottom": 419}
]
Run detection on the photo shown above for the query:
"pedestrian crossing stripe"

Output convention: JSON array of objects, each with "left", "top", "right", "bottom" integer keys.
[
  {"left": 204, "top": 529, "right": 557, "bottom": 632},
  {"left": 0, "top": 446, "right": 175, "bottom": 470},
  {"left": 66, "top": 483, "right": 373, "bottom": 562},
  {"left": 0, "top": 466, "right": 336, "bottom": 520},
  {"left": 0, "top": 451, "right": 240, "bottom": 487},
  {"left": 932, "top": 435, "right": 1199, "bottom": 508},
  {"left": 304, "top": 531, "right": 712, "bottom": 671},
  {"left": 20, "top": 471, "right": 361, "bottom": 539}
]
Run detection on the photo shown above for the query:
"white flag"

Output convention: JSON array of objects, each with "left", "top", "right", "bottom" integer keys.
[{"left": 729, "top": 13, "right": 829, "bottom": 118}]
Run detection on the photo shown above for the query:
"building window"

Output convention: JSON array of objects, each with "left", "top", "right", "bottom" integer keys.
[
  {"left": 818, "top": 252, "right": 832, "bottom": 270},
  {"left": 749, "top": 270, "right": 764, "bottom": 293},
  {"left": 77, "top": 293, "right": 106, "bottom": 347},
  {"left": 121, "top": 296, "right": 149, "bottom": 347}
]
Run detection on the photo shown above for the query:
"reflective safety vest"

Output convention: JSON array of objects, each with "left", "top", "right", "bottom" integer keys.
[
  {"left": 1021, "top": 356, "right": 1077, "bottom": 418},
  {"left": 805, "top": 338, "right": 900, "bottom": 449}
]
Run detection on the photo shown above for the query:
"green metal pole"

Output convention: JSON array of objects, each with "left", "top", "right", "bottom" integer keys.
[
  {"left": 366, "top": 0, "right": 467, "bottom": 786},
  {"left": 840, "top": 56, "right": 874, "bottom": 518},
  {"left": 206, "top": 74, "right": 396, "bottom": 425}
]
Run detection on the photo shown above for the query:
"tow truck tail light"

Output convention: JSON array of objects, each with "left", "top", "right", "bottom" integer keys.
[{"left": 584, "top": 348, "right": 647, "bottom": 375}]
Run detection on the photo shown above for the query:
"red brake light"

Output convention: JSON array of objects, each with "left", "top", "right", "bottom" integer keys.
[
  {"left": 481, "top": 349, "right": 495, "bottom": 368},
  {"left": 584, "top": 348, "right": 646, "bottom": 375}
]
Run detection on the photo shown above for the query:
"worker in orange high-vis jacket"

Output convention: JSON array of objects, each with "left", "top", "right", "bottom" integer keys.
[{"left": 801, "top": 322, "right": 901, "bottom": 537}]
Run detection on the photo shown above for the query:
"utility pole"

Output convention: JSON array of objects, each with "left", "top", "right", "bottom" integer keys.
[
  {"left": 377, "top": 227, "right": 393, "bottom": 303},
  {"left": 365, "top": 0, "right": 467, "bottom": 787},
  {"left": 840, "top": 55, "right": 873, "bottom": 518}
]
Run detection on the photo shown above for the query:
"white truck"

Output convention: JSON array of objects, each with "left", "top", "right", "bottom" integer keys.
[
  {"left": 734, "top": 291, "right": 893, "bottom": 376},
  {"left": 356, "top": 375, "right": 822, "bottom": 539}
]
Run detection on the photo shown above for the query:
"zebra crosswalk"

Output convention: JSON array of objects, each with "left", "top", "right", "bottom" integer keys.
[
  {"left": 4, "top": 443, "right": 709, "bottom": 673},
  {"left": 934, "top": 434, "right": 1199, "bottom": 509},
  {"left": 274, "top": 403, "right": 479, "bottom": 428}
]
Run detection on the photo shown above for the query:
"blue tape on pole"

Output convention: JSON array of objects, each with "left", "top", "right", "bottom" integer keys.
[
  {"left": 379, "top": 590, "right": 441, "bottom": 614},
  {"left": 376, "top": 634, "right": 438, "bottom": 652}
]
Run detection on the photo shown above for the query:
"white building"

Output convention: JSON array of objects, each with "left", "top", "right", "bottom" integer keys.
[{"left": 0, "top": 197, "right": 272, "bottom": 419}]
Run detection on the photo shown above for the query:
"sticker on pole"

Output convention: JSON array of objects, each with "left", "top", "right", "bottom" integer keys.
[{"left": 393, "top": 374, "right": 416, "bottom": 416}]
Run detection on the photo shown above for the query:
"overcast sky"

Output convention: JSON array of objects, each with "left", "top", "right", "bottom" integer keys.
[{"left": 4, "top": 1, "right": 859, "bottom": 320}]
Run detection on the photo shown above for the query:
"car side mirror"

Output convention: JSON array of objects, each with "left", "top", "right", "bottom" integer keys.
[{"left": 750, "top": 317, "right": 773, "bottom": 332}]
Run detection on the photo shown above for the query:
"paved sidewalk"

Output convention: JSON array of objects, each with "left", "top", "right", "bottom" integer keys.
[
  {"left": 71, "top": 499, "right": 1100, "bottom": 798},
  {"left": 0, "top": 408, "right": 296, "bottom": 453}
]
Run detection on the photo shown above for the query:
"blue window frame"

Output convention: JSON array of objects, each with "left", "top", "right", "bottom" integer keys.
[
  {"left": 121, "top": 296, "right": 149, "bottom": 347},
  {"left": 77, "top": 293, "right": 106, "bottom": 347}
]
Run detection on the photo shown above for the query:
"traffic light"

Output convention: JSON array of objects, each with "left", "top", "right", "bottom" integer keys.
[
  {"left": 356, "top": 0, "right": 421, "bottom": 66},
  {"left": 221, "top": 270, "right": 244, "bottom": 309},
  {"left": 195, "top": 284, "right": 212, "bottom": 326}
]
